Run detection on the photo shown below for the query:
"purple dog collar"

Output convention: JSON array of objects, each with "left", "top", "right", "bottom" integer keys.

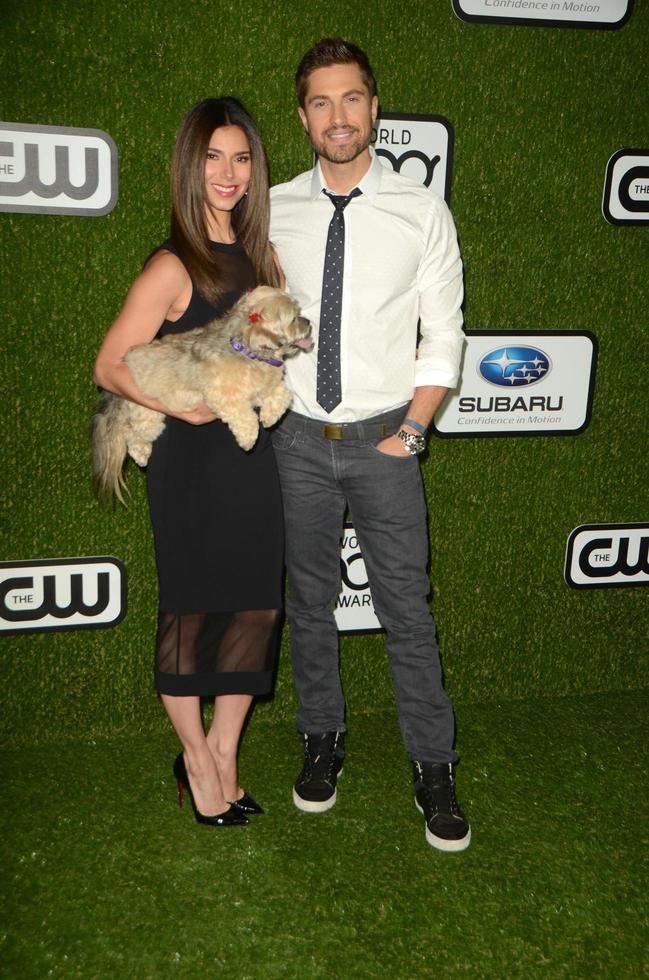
[{"left": 231, "top": 340, "right": 283, "bottom": 368}]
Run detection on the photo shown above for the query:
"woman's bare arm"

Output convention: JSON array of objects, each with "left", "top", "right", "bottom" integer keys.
[{"left": 93, "top": 250, "right": 216, "bottom": 424}]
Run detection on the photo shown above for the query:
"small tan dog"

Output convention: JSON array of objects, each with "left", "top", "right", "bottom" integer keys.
[{"left": 92, "top": 286, "right": 312, "bottom": 503}]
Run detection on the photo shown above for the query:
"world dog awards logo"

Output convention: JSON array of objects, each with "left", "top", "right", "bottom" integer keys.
[
  {"left": 479, "top": 346, "right": 551, "bottom": 387},
  {"left": 0, "top": 121, "right": 118, "bottom": 216},
  {"left": 334, "top": 525, "right": 382, "bottom": 634},
  {"left": 565, "top": 524, "right": 649, "bottom": 589},
  {"left": 372, "top": 113, "right": 453, "bottom": 204},
  {"left": 0, "top": 557, "right": 127, "bottom": 634},
  {"left": 603, "top": 149, "right": 649, "bottom": 225},
  {"left": 433, "top": 331, "right": 596, "bottom": 437}
]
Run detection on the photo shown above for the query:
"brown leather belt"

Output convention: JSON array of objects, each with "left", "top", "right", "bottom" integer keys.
[
  {"left": 281, "top": 408, "right": 407, "bottom": 442},
  {"left": 323, "top": 422, "right": 394, "bottom": 440}
]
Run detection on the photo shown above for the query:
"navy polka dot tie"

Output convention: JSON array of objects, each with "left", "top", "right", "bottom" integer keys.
[{"left": 317, "top": 187, "right": 362, "bottom": 413}]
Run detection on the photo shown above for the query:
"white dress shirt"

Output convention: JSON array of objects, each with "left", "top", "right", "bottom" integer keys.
[{"left": 270, "top": 149, "right": 465, "bottom": 422}]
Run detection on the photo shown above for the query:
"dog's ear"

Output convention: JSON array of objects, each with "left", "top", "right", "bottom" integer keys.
[
  {"left": 246, "top": 309, "right": 265, "bottom": 347},
  {"left": 246, "top": 317, "right": 283, "bottom": 350},
  {"left": 230, "top": 304, "right": 266, "bottom": 345}
]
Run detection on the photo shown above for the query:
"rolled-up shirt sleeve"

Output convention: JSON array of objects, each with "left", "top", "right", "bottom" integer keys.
[{"left": 415, "top": 197, "right": 465, "bottom": 390}]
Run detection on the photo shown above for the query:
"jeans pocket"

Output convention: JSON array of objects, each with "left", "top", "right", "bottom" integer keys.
[
  {"left": 271, "top": 427, "right": 299, "bottom": 451},
  {"left": 368, "top": 440, "right": 416, "bottom": 461}
]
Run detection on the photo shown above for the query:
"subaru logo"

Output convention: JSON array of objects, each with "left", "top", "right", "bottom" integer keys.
[{"left": 478, "top": 346, "right": 551, "bottom": 388}]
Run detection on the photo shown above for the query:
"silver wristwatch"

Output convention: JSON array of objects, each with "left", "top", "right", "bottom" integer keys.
[{"left": 396, "top": 428, "right": 426, "bottom": 455}]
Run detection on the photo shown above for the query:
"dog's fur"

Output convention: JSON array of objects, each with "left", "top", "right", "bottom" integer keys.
[{"left": 91, "top": 286, "right": 312, "bottom": 504}]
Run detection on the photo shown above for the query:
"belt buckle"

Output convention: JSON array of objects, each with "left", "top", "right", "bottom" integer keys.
[{"left": 324, "top": 424, "right": 344, "bottom": 440}]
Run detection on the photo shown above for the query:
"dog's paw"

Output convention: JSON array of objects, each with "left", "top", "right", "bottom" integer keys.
[
  {"left": 128, "top": 443, "right": 151, "bottom": 466},
  {"left": 259, "top": 408, "right": 282, "bottom": 428},
  {"left": 228, "top": 420, "right": 259, "bottom": 451},
  {"left": 234, "top": 428, "right": 259, "bottom": 451},
  {"left": 259, "top": 389, "right": 292, "bottom": 428},
  {"left": 237, "top": 436, "right": 257, "bottom": 451}
]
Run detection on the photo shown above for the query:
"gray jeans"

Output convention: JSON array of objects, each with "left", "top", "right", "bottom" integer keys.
[{"left": 272, "top": 406, "right": 458, "bottom": 764}]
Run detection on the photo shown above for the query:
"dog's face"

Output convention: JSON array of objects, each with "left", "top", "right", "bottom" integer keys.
[{"left": 234, "top": 286, "right": 313, "bottom": 360}]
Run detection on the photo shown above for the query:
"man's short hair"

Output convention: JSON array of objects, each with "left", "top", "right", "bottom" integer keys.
[{"left": 295, "top": 37, "right": 377, "bottom": 107}]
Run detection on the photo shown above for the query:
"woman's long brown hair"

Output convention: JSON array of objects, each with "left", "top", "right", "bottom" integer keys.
[{"left": 170, "top": 97, "right": 279, "bottom": 301}]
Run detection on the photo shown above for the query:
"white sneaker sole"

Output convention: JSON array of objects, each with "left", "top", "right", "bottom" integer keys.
[
  {"left": 415, "top": 799, "right": 471, "bottom": 852},
  {"left": 292, "top": 767, "right": 342, "bottom": 813},
  {"left": 293, "top": 787, "right": 337, "bottom": 812}
]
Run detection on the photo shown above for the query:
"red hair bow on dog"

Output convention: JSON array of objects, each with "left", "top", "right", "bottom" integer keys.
[{"left": 249, "top": 311, "right": 261, "bottom": 323}]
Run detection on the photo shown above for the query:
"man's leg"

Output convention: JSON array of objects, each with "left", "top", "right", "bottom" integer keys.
[
  {"left": 272, "top": 417, "right": 347, "bottom": 733},
  {"left": 342, "top": 441, "right": 456, "bottom": 761},
  {"left": 272, "top": 417, "right": 349, "bottom": 811},
  {"left": 342, "top": 439, "right": 470, "bottom": 849}
]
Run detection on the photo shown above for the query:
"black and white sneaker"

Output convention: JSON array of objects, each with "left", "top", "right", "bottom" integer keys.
[
  {"left": 413, "top": 761, "right": 471, "bottom": 852},
  {"left": 293, "top": 731, "right": 345, "bottom": 813}
]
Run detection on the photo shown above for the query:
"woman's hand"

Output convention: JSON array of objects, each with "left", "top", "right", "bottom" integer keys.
[{"left": 173, "top": 403, "right": 218, "bottom": 425}]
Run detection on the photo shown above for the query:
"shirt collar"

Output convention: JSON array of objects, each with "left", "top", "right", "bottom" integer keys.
[{"left": 309, "top": 147, "right": 383, "bottom": 202}]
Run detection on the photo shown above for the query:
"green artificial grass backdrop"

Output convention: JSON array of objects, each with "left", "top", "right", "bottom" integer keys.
[
  {"left": 1, "top": 1, "right": 648, "bottom": 744},
  {"left": 2, "top": 693, "right": 648, "bottom": 977}
]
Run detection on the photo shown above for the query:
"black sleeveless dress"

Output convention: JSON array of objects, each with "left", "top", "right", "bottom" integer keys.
[{"left": 145, "top": 239, "right": 283, "bottom": 697}]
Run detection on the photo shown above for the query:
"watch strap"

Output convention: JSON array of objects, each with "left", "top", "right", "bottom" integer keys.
[{"left": 402, "top": 417, "right": 428, "bottom": 436}]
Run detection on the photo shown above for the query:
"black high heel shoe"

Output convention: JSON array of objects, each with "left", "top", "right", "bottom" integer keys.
[
  {"left": 173, "top": 754, "right": 248, "bottom": 827},
  {"left": 230, "top": 792, "right": 264, "bottom": 815}
]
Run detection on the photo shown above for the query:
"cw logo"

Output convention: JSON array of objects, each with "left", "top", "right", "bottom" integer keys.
[
  {"left": 602, "top": 149, "right": 649, "bottom": 226},
  {"left": 618, "top": 165, "right": 649, "bottom": 213},
  {"left": 564, "top": 524, "right": 649, "bottom": 589},
  {"left": 0, "top": 122, "right": 118, "bottom": 216},
  {"left": 578, "top": 536, "right": 649, "bottom": 579},
  {"left": 0, "top": 573, "right": 111, "bottom": 621},
  {"left": 0, "top": 558, "right": 127, "bottom": 634},
  {"left": 0, "top": 142, "right": 100, "bottom": 200}
]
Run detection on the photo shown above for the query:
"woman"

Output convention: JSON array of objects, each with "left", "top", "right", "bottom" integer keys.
[{"left": 94, "top": 98, "right": 283, "bottom": 827}]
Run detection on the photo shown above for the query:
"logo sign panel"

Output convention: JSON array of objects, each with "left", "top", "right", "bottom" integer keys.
[
  {"left": 0, "top": 557, "right": 127, "bottom": 635},
  {"left": 0, "top": 122, "right": 118, "bottom": 216},
  {"left": 452, "top": 0, "right": 633, "bottom": 29},
  {"left": 565, "top": 524, "right": 649, "bottom": 589},
  {"left": 335, "top": 524, "right": 383, "bottom": 634},
  {"left": 372, "top": 113, "right": 454, "bottom": 204},
  {"left": 603, "top": 149, "right": 649, "bottom": 225},
  {"left": 433, "top": 331, "right": 597, "bottom": 437}
]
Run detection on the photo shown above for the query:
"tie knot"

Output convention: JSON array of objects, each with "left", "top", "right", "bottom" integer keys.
[{"left": 324, "top": 187, "right": 362, "bottom": 212}]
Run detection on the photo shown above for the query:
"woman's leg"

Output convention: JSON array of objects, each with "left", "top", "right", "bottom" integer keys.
[
  {"left": 206, "top": 693, "right": 254, "bottom": 801},
  {"left": 161, "top": 693, "right": 228, "bottom": 815},
  {"left": 204, "top": 609, "right": 280, "bottom": 800}
]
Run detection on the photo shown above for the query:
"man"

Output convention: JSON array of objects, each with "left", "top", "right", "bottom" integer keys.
[{"left": 270, "top": 38, "right": 470, "bottom": 852}]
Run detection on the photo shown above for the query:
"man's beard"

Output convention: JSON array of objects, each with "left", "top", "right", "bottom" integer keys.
[{"left": 311, "top": 125, "right": 372, "bottom": 165}]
